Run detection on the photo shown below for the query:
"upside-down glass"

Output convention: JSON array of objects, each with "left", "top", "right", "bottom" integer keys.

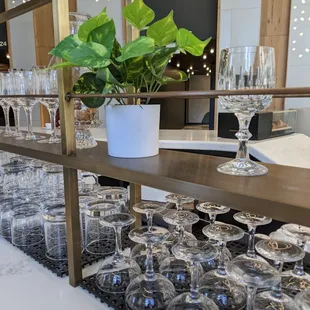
[
  {"left": 166, "top": 240, "right": 219, "bottom": 310},
  {"left": 218, "top": 46, "right": 275, "bottom": 176},
  {"left": 126, "top": 225, "right": 176, "bottom": 309},
  {"left": 296, "top": 289, "right": 310, "bottom": 309},
  {"left": 130, "top": 202, "right": 170, "bottom": 272},
  {"left": 199, "top": 222, "right": 246, "bottom": 309},
  {"left": 35, "top": 69, "right": 61, "bottom": 144},
  {"left": 96, "top": 213, "right": 141, "bottom": 294},
  {"left": 255, "top": 239, "right": 304, "bottom": 310}
]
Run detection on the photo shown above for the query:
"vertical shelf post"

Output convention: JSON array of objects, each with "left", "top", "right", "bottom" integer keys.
[
  {"left": 52, "top": 0, "right": 82, "bottom": 287},
  {"left": 130, "top": 183, "right": 142, "bottom": 228}
]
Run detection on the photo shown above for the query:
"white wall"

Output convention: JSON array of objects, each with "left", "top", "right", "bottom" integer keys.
[
  {"left": 77, "top": 0, "right": 124, "bottom": 127},
  {"left": 218, "top": 0, "right": 262, "bottom": 113},
  {"left": 286, "top": 0, "right": 310, "bottom": 110}
]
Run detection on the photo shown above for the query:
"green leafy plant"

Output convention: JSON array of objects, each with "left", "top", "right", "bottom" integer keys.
[{"left": 49, "top": 0, "right": 211, "bottom": 108}]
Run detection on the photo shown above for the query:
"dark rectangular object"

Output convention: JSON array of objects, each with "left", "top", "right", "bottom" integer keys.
[{"left": 218, "top": 112, "right": 273, "bottom": 140}]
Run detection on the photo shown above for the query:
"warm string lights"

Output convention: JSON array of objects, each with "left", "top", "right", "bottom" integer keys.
[{"left": 291, "top": 0, "right": 310, "bottom": 59}]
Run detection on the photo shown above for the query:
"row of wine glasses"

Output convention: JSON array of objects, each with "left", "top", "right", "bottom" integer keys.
[{"left": 0, "top": 68, "right": 60, "bottom": 144}]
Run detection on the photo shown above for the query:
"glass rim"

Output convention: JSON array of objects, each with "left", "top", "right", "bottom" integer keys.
[{"left": 221, "top": 45, "right": 275, "bottom": 52}]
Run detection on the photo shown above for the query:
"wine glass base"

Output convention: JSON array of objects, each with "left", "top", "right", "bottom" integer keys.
[
  {"left": 166, "top": 292, "right": 218, "bottom": 310},
  {"left": 125, "top": 273, "right": 176, "bottom": 310},
  {"left": 37, "top": 137, "right": 61, "bottom": 144},
  {"left": 199, "top": 270, "right": 246, "bottom": 309},
  {"left": 255, "top": 290, "right": 299, "bottom": 310},
  {"left": 3, "top": 131, "right": 14, "bottom": 137},
  {"left": 76, "top": 128, "right": 98, "bottom": 149},
  {"left": 217, "top": 159, "right": 268, "bottom": 176},
  {"left": 25, "top": 133, "right": 38, "bottom": 141},
  {"left": 282, "top": 270, "right": 310, "bottom": 292}
]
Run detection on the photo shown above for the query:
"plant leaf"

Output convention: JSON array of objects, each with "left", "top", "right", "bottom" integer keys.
[
  {"left": 145, "top": 46, "right": 177, "bottom": 76},
  {"left": 78, "top": 8, "right": 110, "bottom": 42},
  {"left": 123, "top": 0, "right": 155, "bottom": 30},
  {"left": 162, "top": 69, "right": 188, "bottom": 83},
  {"left": 73, "top": 72, "right": 106, "bottom": 108},
  {"left": 48, "top": 61, "right": 73, "bottom": 69},
  {"left": 176, "top": 29, "right": 212, "bottom": 56},
  {"left": 147, "top": 11, "right": 178, "bottom": 47},
  {"left": 96, "top": 67, "right": 122, "bottom": 86},
  {"left": 125, "top": 56, "right": 145, "bottom": 84},
  {"left": 116, "top": 36, "right": 155, "bottom": 62},
  {"left": 63, "top": 42, "right": 111, "bottom": 68},
  {"left": 49, "top": 34, "right": 81, "bottom": 58},
  {"left": 88, "top": 19, "right": 115, "bottom": 53}
]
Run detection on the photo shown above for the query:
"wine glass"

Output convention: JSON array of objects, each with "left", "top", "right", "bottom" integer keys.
[
  {"left": 199, "top": 222, "right": 246, "bottom": 309},
  {"left": 227, "top": 256, "right": 280, "bottom": 310},
  {"left": 281, "top": 224, "right": 310, "bottom": 292},
  {"left": 164, "top": 194, "right": 196, "bottom": 248},
  {"left": 96, "top": 213, "right": 141, "bottom": 294},
  {"left": 255, "top": 239, "right": 304, "bottom": 309},
  {"left": 218, "top": 46, "right": 275, "bottom": 176},
  {"left": 160, "top": 210, "right": 202, "bottom": 291},
  {"left": 125, "top": 225, "right": 176, "bottom": 309},
  {"left": 10, "top": 70, "right": 24, "bottom": 140},
  {"left": 35, "top": 69, "right": 61, "bottom": 144},
  {"left": 0, "top": 72, "right": 13, "bottom": 136},
  {"left": 234, "top": 211, "right": 272, "bottom": 259},
  {"left": 166, "top": 240, "right": 219, "bottom": 310},
  {"left": 296, "top": 289, "right": 310, "bottom": 309},
  {"left": 130, "top": 202, "right": 170, "bottom": 272}
]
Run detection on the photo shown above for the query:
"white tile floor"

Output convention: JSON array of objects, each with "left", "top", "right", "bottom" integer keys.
[{"left": 0, "top": 239, "right": 112, "bottom": 310}]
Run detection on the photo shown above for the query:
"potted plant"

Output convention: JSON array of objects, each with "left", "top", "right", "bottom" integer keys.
[{"left": 50, "top": 0, "right": 211, "bottom": 158}]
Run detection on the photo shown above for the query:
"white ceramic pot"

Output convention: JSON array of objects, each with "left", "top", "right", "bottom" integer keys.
[{"left": 105, "top": 104, "right": 160, "bottom": 158}]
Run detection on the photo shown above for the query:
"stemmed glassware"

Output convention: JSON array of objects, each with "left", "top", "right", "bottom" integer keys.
[
  {"left": 166, "top": 240, "right": 219, "bottom": 310},
  {"left": 227, "top": 256, "right": 280, "bottom": 310},
  {"left": 125, "top": 224, "right": 176, "bottom": 309},
  {"left": 280, "top": 224, "right": 310, "bottom": 292},
  {"left": 217, "top": 46, "right": 275, "bottom": 176},
  {"left": 234, "top": 211, "right": 272, "bottom": 259},
  {"left": 96, "top": 213, "right": 141, "bottom": 294},
  {"left": 0, "top": 72, "right": 13, "bottom": 136},
  {"left": 130, "top": 202, "right": 170, "bottom": 271},
  {"left": 35, "top": 69, "right": 61, "bottom": 144},
  {"left": 255, "top": 239, "right": 304, "bottom": 309},
  {"left": 160, "top": 210, "right": 202, "bottom": 291},
  {"left": 199, "top": 222, "right": 246, "bottom": 309},
  {"left": 296, "top": 289, "right": 310, "bottom": 309}
]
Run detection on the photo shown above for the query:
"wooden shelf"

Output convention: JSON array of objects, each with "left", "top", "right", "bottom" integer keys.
[{"left": 1, "top": 135, "right": 310, "bottom": 226}]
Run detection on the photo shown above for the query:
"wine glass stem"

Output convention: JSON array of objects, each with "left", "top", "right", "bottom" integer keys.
[
  {"left": 235, "top": 112, "right": 254, "bottom": 161},
  {"left": 13, "top": 106, "right": 21, "bottom": 134},
  {"left": 247, "top": 225, "right": 256, "bottom": 258},
  {"left": 48, "top": 107, "right": 58, "bottom": 139},
  {"left": 217, "top": 241, "right": 227, "bottom": 276},
  {"left": 209, "top": 214, "right": 216, "bottom": 224},
  {"left": 178, "top": 225, "right": 185, "bottom": 243},
  {"left": 145, "top": 243, "right": 155, "bottom": 281},
  {"left": 271, "top": 261, "right": 283, "bottom": 299},
  {"left": 113, "top": 226, "right": 123, "bottom": 261},
  {"left": 293, "top": 241, "right": 306, "bottom": 276},
  {"left": 189, "top": 261, "right": 200, "bottom": 300},
  {"left": 24, "top": 105, "right": 34, "bottom": 136},
  {"left": 246, "top": 286, "right": 257, "bottom": 310},
  {"left": 146, "top": 212, "right": 153, "bottom": 232},
  {"left": 176, "top": 200, "right": 182, "bottom": 211},
  {"left": 3, "top": 106, "right": 10, "bottom": 132}
]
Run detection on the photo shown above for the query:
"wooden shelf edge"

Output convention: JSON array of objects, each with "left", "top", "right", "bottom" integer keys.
[
  {"left": 0, "top": 0, "right": 51, "bottom": 23},
  {"left": 0, "top": 136, "right": 309, "bottom": 227}
]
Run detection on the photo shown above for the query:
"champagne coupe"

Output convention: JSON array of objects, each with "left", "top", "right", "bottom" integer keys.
[
  {"left": 234, "top": 211, "right": 272, "bottom": 259},
  {"left": 130, "top": 202, "right": 170, "bottom": 271},
  {"left": 166, "top": 240, "right": 219, "bottom": 310},
  {"left": 227, "top": 256, "right": 280, "bottom": 310},
  {"left": 200, "top": 222, "right": 246, "bottom": 309},
  {"left": 217, "top": 46, "right": 275, "bottom": 176},
  {"left": 160, "top": 210, "right": 202, "bottom": 291},
  {"left": 96, "top": 213, "right": 141, "bottom": 294},
  {"left": 255, "top": 239, "right": 304, "bottom": 310},
  {"left": 0, "top": 72, "right": 12, "bottom": 136},
  {"left": 296, "top": 289, "right": 310, "bottom": 309},
  {"left": 281, "top": 224, "right": 310, "bottom": 292},
  {"left": 35, "top": 69, "right": 61, "bottom": 144},
  {"left": 125, "top": 225, "right": 176, "bottom": 309}
]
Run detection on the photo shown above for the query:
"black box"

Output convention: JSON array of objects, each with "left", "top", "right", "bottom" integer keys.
[{"left": 218, "top": 112, "right": 273, "bottom": 140}]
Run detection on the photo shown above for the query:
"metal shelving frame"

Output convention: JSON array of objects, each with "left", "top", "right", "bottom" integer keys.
[{"left": 1, "top": 0, "right": 310, "bottom": 288}]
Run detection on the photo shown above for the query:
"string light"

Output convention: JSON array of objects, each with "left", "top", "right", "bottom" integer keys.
[
  {"left": 191, "top": 71, "right": 194, "bottom": 75},
  {"left": 203, "top": 54, "right": 207, "bottom": 59},
  {"left": 176, "top": 62, "right": 180, "bottom": 68},
  {"left": 306, "top": 48, "right": 310, "bottom": 52},
  {"left": 300, "top": 17, "right": 305, "bottom": 21},
  {"left": 210, "top": 48, "right": 214, "bottom": 54},
  {"left": 299, "top": 54, "right": 303, "bottom": 58},
  {"left": 189, "top": 66, "right": 193, "bottom": 70},
  {"left": 187, "top": 69, "right": 190, "bottom": 72},
  {"left": 203, "top": 64, "right": 207, "bottom": 68}
]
